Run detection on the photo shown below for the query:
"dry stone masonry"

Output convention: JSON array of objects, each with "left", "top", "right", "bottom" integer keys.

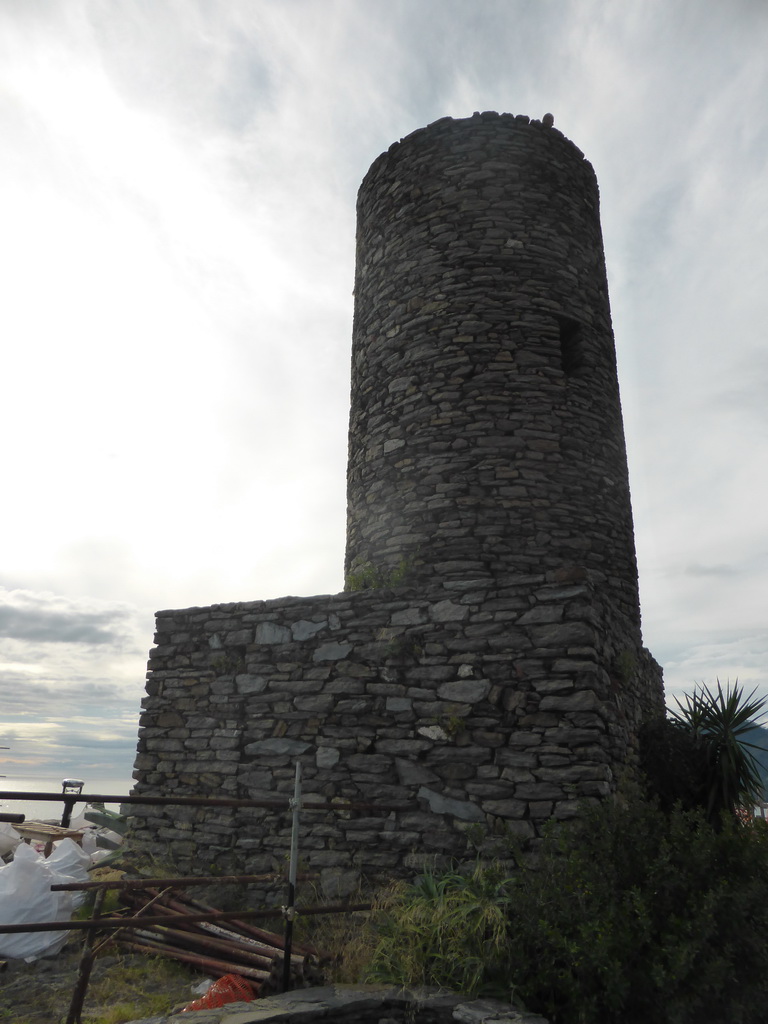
[
  {"left": 129, "top": 113, "right": 664, "bottom": 893},
  {"left": 346, "top": 112, "right": 639, "bottom": 630}
]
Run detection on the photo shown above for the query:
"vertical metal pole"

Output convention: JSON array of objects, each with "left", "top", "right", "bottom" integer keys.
[
  {"left": 66, "top": 886, "right": 106, "bottom": 1024},
  {"left": 60, "top": 779, "right": 84, "bottom": 828},
  {"left": 282, "top": 761, "right": 301, "bottom": 992},
  {"left": 60, "top": 798, "right": 76, "bottom": 829}
]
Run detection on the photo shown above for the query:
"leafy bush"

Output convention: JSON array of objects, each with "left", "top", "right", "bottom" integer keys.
[
  {"left": 504, "top": 796, "right": 768, "bottom": 1024},
  {"left": 369, "top": 796, "right": 768, "bottom": 1024},
  {"left": 638, "top": 715, "right": 708, "bottom": 813}
]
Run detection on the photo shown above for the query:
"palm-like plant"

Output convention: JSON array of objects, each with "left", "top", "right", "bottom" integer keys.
[{"left": 671, "top": 680, "right": 767, "bottom": 825}]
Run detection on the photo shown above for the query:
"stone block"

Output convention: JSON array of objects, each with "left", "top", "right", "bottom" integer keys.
[
  {"left": 374, "top": 738, "right": 429, "bottom": 755},
  {"left": 386, "top": 697, "right": 413, "bottom": 712},
  {"left": 500, "top": 767, "right": 535, "bottom": 783},
  {"left": 244, "top": 738, "right": 311, "bottom": 757},
  {"left": 437, "top": 678, "right": 491, "bottom": 703},
  {"left": 528, "top": 621, "right": 595, "bottom": 647},
  {"left": 514, "top": 782, "right": 564, "bottom": 800},
  {"left": 347, "top": 753, "right": 392, "bottom": 773},
  {"left": 154, "top": 711, "right": 185, "bottom": 727},
  {"left": 418, "top": 725, "right": 449, "bottom": 741},
  {"left": 430, "top": 599, "right": 469, "bottom": 622},
  {"left": 254, "top": 621, "right": 292, "bottom": 644},
  {"left": 291, "top": 619, "right": 327, "bottom": 641},
  {"left": 395, "top": 758, "right": 440, "bottom": 786},
  {"left": 433, "top": 763, "right": 476, "bottom": 781},
  {"left": 225, "top": 629, "right": 252, "bottom": 645},
  {"left": 480, "top": 798, "right": 526, "bottom": 818},
  {"left": 471, "top": 730, "right": 506, "bottom": 747},
  {"left": 417, "top": 786, "right": 484, "bottom": 821},
  {"left": 390, "top": 607, "right": 426, "bottom": 625},
  {"left": 313, "top": 641, "right": 354, "bottom": 661},
  {"left": 508, "top": 732, "right": 542, "bottom": 747},
  {"left": 539, "top": 690, "right": 602, "bottom": 712},
  {"left": 518, "top": 605, "right": 564, "bottom": 624},
  {"left": 294, "top": 694, "right": 335, "bottom": 713}
]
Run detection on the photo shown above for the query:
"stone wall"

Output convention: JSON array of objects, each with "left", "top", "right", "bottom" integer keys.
[
  {"left": 129, "top": 114, "right": 665, "bottom": 892},
  {"left": 130, "top": 571, "right": 662, "bottom": 897}
]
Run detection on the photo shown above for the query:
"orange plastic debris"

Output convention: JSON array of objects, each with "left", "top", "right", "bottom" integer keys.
[{"left": 182, "top": 973, "right": 255, "bottom": 1011}]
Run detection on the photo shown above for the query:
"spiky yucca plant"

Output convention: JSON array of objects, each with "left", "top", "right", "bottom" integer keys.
[{"left": 671, "top": 680, "right": 766, "bottom": 825}]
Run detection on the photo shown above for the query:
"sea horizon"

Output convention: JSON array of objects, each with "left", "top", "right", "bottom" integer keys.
[{"left": 0, "top": 773, "right": 136, "bottom": 824}]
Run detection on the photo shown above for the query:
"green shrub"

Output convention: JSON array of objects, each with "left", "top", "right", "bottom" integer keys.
[
  {"left": 504, "top": 797, "right": 768, "bottom": 1023},
  {"left": 639, "top": 715, "right": 708, "bottom": 813},
  {"left": 368, "top": 796, "right": 768, "bottom": 1024}
]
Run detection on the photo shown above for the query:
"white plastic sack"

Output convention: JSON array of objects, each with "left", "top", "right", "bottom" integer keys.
[
  {"left": 45, "top": 837, "right": 91, "bottom": 881},
  {"left": 81, "top": 826, "right": 123, "bottom": 852},
  {"left": 0, "top": 821, "right": 22, "bottom": 859},
  {"left": 0, "top": 838, "right": 91, "bottom": 960}
]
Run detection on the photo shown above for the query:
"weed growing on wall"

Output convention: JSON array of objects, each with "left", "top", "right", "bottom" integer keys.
[
  {"left": 612, "top": 648, "right": 637, "bottom": 683},
  {"left": 344, "top": 556, "right": 411, "bottom": 591}
]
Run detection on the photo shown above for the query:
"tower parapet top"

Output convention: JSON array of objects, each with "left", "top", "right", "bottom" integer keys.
[{"left": 367, "top": 111, "right": 587, "bottom": 176}]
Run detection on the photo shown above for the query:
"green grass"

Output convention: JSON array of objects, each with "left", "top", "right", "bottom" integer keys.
[
  {"left": 367, "top": 863, "right": 514, "bottom": 998},
  {"left": 81, "top": 954, "right": 195, "bottom": 1023}
]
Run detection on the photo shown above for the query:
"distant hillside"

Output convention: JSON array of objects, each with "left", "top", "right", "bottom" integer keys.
[{"left": 742, "top": 724, "right": 768, "bottom": 802}]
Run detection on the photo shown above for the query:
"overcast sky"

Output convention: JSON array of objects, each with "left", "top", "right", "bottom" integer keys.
[{"left": 1, "top": 0, "right": 767, "bottom": 792}]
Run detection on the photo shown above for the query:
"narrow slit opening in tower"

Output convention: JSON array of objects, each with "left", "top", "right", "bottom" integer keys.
[{"left": 558, "top": 316, "right": 585, "bottom": 376}]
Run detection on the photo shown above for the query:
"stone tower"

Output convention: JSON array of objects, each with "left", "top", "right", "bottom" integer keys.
[
  {"left": 346, "top": 111, "right": 640, "bottom": 634},
  {"left": 128, "top": 114, "right": 663, "bottom": 890}
]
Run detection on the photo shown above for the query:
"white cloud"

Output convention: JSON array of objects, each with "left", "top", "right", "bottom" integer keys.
[{"left": 1, "top": 0, "right": 767, "bottom": 781}]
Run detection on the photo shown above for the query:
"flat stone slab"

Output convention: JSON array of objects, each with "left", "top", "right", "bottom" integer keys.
[{"left": 126, "top": 983, "right": 549, "bottom": 1024}]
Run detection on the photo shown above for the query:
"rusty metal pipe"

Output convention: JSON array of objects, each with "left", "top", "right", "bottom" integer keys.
[
  {"left": 157, "top": 891, "right": 293, "bottom": 953},
  {"left": 122, "top": 890, "right": 304, "bottom": 962},
  {"left": 51, "top": 872, "right": 291, "bottom": 891},
  {"left": 117, "top": 890, "right": 287, "bottom": 957},
  {"left": 144, "top": 913, "right": 289, "bottom": 962},
  {"left": 123, "top": 934, "right": 267, "bottom": 982},
  {"left": 0, "top": 790, "right": 414, "bottom": 811},
  {"left": 0, "top": 903, "right": 370, "bottom": 934},
  {"left": 140, "top": 924, "right": 275, "bottom": 971},
  {"left": 162, "top": 890, "right": 324, "bottom": 959}
]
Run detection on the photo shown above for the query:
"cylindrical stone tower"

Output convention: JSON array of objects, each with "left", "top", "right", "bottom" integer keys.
[{"left": 345, "top": 112, "right": 641, "bottom": 629}]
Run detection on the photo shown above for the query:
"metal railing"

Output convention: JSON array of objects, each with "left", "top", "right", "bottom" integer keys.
[{"left": 0, "top": 766, "right": 411, "bottom": 1023}]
